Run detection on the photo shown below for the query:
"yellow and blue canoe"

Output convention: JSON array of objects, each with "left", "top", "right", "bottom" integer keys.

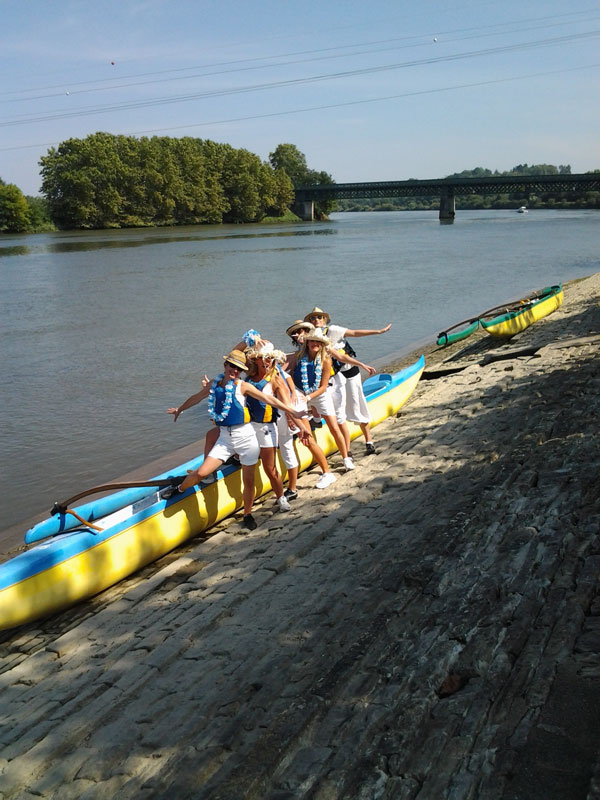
[
  {"left": 0, "top": 356, "right": 425, "bottom": 631},
  {"left": 480, "top": 285, "right": 563, "bottom": 338}
]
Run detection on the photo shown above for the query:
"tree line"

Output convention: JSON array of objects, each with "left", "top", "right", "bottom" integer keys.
[
  {"left": 1, "top": 146, "right": 598, "bottom": 234},
  {"left": 336, "top": 164, "right": 600, "bottom": 212},
  {"left": 0, "top": 137, "right": 334, "bottom": 232}
]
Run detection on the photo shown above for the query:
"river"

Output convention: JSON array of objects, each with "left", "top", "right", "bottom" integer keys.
[{"left": 1, "top": 209, "right": 598, "bottom": 537}]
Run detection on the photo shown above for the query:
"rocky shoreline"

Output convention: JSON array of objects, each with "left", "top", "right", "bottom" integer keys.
[{"left": 1, "top": 272, "right": 599, "bottom": 798}]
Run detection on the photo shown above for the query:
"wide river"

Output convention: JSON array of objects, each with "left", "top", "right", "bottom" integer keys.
[{"left": 1, "top": 209, "right": 599, "bottom": 537}]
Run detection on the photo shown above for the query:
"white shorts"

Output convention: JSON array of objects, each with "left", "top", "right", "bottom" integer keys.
[
  {"left": 331, "top": 371, "right": 371, "bottom": 425},
  {"left": 208, "top": 423, "right": 260, "bottom": 466},
  {"left": 299, "top": 386, "right": 336, "bottom": 418},
  {"left": 276, "top": 414, "right": 299, "bottom": 470},
  {"left": 251, "top": 420, "right": 278, "bottom": 449}
]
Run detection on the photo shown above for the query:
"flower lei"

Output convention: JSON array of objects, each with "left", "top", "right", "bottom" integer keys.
[
  {"left": 207, "top": 375, "right": 235, "bottom": 422},
  {"left": 300, "top": 356, "right": 322, "bottom": 394},
  {"left": 242, "top": 329, "right": 261, "bottom": 347}
]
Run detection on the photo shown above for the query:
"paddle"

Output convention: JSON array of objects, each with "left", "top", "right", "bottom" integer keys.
[{"left": 51, "top": 476, "right": 185, "bottom": 516}]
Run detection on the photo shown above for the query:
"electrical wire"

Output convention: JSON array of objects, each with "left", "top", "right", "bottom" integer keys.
[
  {"left": 1, "top": 30, "right": 598, "bottom": 129},
  {"left": 1, "top": 62, "right": 596, "bottom": 153}
]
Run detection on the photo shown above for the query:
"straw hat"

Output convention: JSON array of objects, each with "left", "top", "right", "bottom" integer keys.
[
  {"left": 246, "top": 341, "right": 275, "bottom": 360},
  {"left": 303, "top": 307, "right": 330, "bottom": 325},
  {"left": 286, "top": 319, "right": 315, "bottom": 337},
  {"left": 223, "top": 349, "right": 247, "bottom": 370},
  {"left": 304, "top": 331, "right": 330, "bottom": 346}
]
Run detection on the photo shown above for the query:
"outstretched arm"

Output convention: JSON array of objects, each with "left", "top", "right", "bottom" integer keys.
[
  {"left": 329, "top": 347, "right": 376, "bottom": 376},
  {"left": 344, "top": 323, "right": 392, "bottom": 338},
  {"left": 241, "top": 382, "right": 305, "bottom": 419},
  {"left": 167, "top": 380, "right": 211, "bottom": 422}
]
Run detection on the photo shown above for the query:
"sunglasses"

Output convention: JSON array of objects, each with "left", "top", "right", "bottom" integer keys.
[
  {"left": 310, "top": 315, "right": 325, "bottom": 322},
  {"left": 225, "top": 361, "right": 242, "bottom": 371}
]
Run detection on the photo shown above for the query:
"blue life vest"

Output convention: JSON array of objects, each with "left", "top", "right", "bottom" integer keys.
[
  {"left": 213, "top": 380, "right": 250, "bottom": 427},
  {"left": 245, "top": 377, "right": 278, "bottom": 423},
  {"left": 293, "top": 358, "right": 320, "bottom": 393}
]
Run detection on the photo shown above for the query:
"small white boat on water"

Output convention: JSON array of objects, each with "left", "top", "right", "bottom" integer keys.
[{"left": 517, "top": 206, "right": 528, "bottom": 213}]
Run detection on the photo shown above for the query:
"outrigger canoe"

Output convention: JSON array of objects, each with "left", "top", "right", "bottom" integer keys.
[
  {"left": 436, "top": 319, "right": 480, "bottom": 348},
  {"left": 480, "top": 284, "right": 563, "bottom": 338},
  {"left": 0, "top": 356, "right": 425, "bottom": 631}
]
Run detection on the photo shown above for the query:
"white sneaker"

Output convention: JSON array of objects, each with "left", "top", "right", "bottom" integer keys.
[
  {"left": 277, "top": 495, "right": 291, "bottom": 512},
  {"left": 316, "top": 472, "right": 337, "bottom": 489},
  {"left": 343, "top": 456, "right": 355, "bottom": 471}
]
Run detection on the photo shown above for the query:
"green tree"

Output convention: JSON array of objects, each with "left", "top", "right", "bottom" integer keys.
[
  {"left": 25, "top": 196, "right": 54, "bottom": 231},
  {"left": 0, "top": 182, "right": 31, "bottom": 232},
  {"left": 268, "top": 143, "right": 309, "bottom": 187}
]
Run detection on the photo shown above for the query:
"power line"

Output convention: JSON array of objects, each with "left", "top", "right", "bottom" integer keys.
[
  {"left": 1, "top": 30, "right": 598, "bottom": 129},
  {"left": 1, "top": 63, "right": 597, "bottom": 153},
  {"left": 1, "top": 7, "right": 597, "bottom": 102}
]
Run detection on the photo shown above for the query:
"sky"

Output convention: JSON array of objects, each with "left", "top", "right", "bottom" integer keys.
[{"left": 1, "top": 0, "right": 599, "bottom": 196}]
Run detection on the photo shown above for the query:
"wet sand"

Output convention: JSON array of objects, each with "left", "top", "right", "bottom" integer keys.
[{"left": 1, "top": 273, "right": 599, "bottom": 798}]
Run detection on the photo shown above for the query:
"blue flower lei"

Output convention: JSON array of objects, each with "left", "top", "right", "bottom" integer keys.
[
  {"left": 207, "top": 375, "right": 236, "bottom": 422},
  {"left": 242, "top": 329, "right": 261, "bottom": 347},
  {"left": 300, "top": 356, "right": 322, "bottom": 394}
]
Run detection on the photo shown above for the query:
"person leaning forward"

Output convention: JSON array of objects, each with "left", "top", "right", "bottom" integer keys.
[
  {"left": 303, "top": 307, "right": 391, "bottom": 456},
  {"left": 164, "top": 349, "right": 305, "bottom": 531}
]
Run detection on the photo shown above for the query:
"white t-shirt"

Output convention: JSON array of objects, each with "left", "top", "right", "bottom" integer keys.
[{"left": 320, "top": 324, "right": 354, "bottom": 373}]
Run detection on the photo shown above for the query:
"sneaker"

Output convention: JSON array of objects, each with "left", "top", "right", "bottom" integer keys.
[
  {"left": 277, "top": 495, "right": 291, "bottom": 512},
  {"left": 316, "top": 472, "right": 337, "bottom": 489},
  {"left": 242, "top": 514, "right": 257, "bottom": 531},
  {"left": 365, "top": 442, "right": 377, "bottom": 455},
  {"left": 284, "top": 489, "right": 298, "bottom": 501},
  {"left": 343, "top": 456, "right": 355, "bottom": 471}
]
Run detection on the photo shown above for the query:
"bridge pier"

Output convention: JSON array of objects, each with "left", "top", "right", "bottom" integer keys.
[
  {"left": 439, "top": 192, "right": 455, "bottom": 224},
  {"left": 292, "top": 200, "right": 314, "bottom": 221}
]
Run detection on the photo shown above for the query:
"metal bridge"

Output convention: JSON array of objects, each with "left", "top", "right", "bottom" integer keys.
[{"left": 293, "top": 173, "right": 600, "bottom": 223}]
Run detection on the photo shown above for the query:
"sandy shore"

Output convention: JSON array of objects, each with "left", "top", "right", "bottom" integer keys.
[{"left": 1, "top": 273, "right": 599, "bottom": 798}]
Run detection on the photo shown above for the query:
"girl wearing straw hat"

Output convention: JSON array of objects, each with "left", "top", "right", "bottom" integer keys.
[
  {"left": 244, "top": 342, "right": 295, "bottom": 513},
  {"left": 304, "top": 307, "right": 391, "bottom": 456},
  {"left": 164, "top": 349, "right": 304, "bottom": 530},
  {"left": 268, "top": 339, "right": 336, "bottom": 495},
  {"left": 287, "top": 330, "right": 355, "bottom": 475}
]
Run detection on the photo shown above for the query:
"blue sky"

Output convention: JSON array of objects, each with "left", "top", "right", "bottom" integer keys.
[{"left": 1, "top": 0, "right": 599, "bottom": 195}]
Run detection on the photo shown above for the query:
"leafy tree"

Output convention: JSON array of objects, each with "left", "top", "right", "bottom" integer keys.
[
  {"left": 25, "top": 196, "right": 54, "bottom": 231},
  {"left": 0, "top": 183, "right": 31, "bottom": 232},
  {"left": 269, "top": 144, "right": 336, "bottom": 218},
  {"left": 268, "top": 144, "right": 309, "bottom": 187}
]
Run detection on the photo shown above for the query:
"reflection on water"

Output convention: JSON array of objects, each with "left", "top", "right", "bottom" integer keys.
[
  {"left": 0, "top": 245, "right": 30, "bottom": 258},
  {"left": 0, "top": 223, "right": 338, "bottom": 257}
]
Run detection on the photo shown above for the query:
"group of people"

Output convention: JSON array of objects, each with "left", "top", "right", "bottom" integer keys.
[{"left": 163, "top": 307, "right": 392, "bottom": 530}]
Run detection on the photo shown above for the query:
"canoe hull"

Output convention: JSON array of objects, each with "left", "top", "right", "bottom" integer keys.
[
  {"left": 0, "top": 357, "right": 424, "bottom": 631},
  {"left": 481, "top": 286, "right": 563, "bottom": 338}
]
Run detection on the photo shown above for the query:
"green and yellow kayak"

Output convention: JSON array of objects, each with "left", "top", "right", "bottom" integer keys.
[{"left": 480, "top": 285, "right": 563, "bottom": 338}]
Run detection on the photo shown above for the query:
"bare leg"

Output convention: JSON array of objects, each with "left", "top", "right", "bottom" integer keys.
[
  {"left": 241, "top": 464, "right": 256, "bottom": 516},
  {"left": 322, "top": 414, "right": 349, "bottom": 459},
  {"left": 179, "top": 455, "right": 224, "bottom": 492},
  {"left": 360, "top": 421, "right": 373, "bottom": 443},
  {"left": 203, "top": 427, "right": 219, "bottom": 459},
  {"left": 297, "top": 418, "right": 330, "bottom": 473},
  {"left": 339, "top": 421, "right": 351, "bottom": 453},
  {"left": 287, "top": 466, "right": 299, "bottom": 492},
  {"left": 260, "top": 447, "right": 284, "bottom": 498}
]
